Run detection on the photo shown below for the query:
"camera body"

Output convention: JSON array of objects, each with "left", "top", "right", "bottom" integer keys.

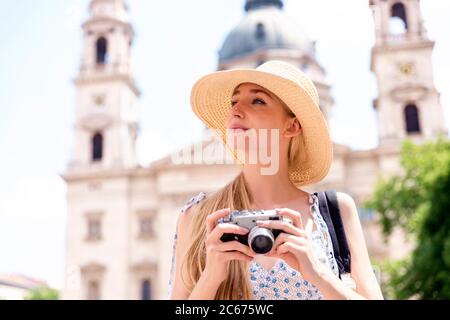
[{"left": 218, "top": 209, "right": 293, "bottom": 254}]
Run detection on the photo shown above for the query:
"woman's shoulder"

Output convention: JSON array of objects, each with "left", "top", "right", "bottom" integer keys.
[
  {"left": 180, "top": 191, "right": 207, "bottom": 214},
  {"left": 335, "top": 191, "right": 358, "bottom": 222},
  {"left": 315, "top": 191, "right": 356, "bottom": 217},
  {"left": 176, "top": 191, "right": 208, "bottom": 239}
]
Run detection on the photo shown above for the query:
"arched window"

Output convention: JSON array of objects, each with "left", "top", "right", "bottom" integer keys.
[
  {"left": 92, "top": 132, "right": 103, "bottom": 161},
  {"left": 87, "top": 280, "right": 100, "bottom": 300},
  {"left": 389, "top": 2, "right": 408, "bottom": 34},
  {"left": 404, "top": 104, "right": 421, "bottom": 134},
  {"left": 255, "top": 22, "right": 266, "bottom": 41},
  {"left": 141, "top": 279, "right": 151, "bottom": 300},
  {"left": 96, "top": 37, "right": 108, "bottom": 65}
]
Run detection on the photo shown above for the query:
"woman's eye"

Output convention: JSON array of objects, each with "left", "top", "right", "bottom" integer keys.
[
  {"left": 231, "top": 101, "right": 237, "bottom": 107},
  {"left": 252, "top": 98, "right": 266, "bottom": 105}
]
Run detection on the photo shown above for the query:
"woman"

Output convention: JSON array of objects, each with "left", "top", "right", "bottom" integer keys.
[{"left": 168, "top": 61, "right": 383, "bottom": 300}]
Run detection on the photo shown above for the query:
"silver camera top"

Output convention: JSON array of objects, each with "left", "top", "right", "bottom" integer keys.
[
  {"left": 218, "top": 209, "right": 292, "bottom": 230},
  {"left": 218, "top": 209, "right": 294, "bottom": 254}
]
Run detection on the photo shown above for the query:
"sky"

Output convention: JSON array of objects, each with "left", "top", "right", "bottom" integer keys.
[{"left": 0, "top": 0, "right": 449, "bottom": 290}]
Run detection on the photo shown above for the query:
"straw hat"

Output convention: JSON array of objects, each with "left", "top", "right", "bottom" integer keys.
[{"left": 190, "top": 60, "right": 333, "bottom": 187}]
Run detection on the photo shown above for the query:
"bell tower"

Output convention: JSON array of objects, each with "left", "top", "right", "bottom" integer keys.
[
  {"left": 69, "top": 0, "right": 140, "bottom": 171},
  {"left": 369, "top": 0, "right": 448, "bottom": 147}
]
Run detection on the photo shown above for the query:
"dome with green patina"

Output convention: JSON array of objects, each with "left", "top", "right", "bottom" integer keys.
[{"left": 219, "top": 0, "right": 314, "bottom": 63}]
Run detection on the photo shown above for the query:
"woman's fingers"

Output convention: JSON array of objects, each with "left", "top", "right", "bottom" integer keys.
[
  {"left": 224, "top": 251, "right": 254, "bottom": 262},
  {"left": 216, "top": 240, "right": 256, "bottom": 257},
  {"left": 276, "top": 242, "right": 300, "bottom": 255},
  {"left": 271, "top": 232, "right": 306, "bottom": 251},
  {"left": 274, "top": 208, "right": 303, "bottom": 229},
  {"left": 205, "top": 208, "right": 232, "bottom": 234},
  {"left": 269, "top": 220, "right": 315, "bottom": 254},
  {"left": 208, "top": 223, "right": 249, "bottom": 243},
  {"left": 255, "top": 219, "right": 304, "bottom": 237}
]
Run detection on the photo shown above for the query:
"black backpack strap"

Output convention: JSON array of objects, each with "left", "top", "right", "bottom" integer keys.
[{"left": 315, "top": 189, "right": 351, "bottom": 278}]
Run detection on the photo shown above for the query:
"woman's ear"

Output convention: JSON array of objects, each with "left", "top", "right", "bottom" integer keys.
[{"left": 284, "top": 118, "right": 302, "bottom": 138}]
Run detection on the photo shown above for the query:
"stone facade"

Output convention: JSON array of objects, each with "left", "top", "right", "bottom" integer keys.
[{"left": 61, "top": 0, "right": 447, "bottom": 299}]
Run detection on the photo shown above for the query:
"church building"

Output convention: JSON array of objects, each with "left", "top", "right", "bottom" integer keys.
[{"left": 61, "top": 0, "right": 447, "bottom": 299}]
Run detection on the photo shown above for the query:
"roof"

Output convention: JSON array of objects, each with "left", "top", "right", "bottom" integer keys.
[
  {"left": 0, "top": 274, "right": 48, "bottom": 290},
  {"left": 218, "top": 4, "right": 314, "bottom": 63}
]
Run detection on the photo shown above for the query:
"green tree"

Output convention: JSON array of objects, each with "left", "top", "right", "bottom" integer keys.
[
  {"left": 24, "top": 286, "right": 59, "bottom": 300},
  {"left": 364, "top": 135, "right": 450, "bottom": 299}
]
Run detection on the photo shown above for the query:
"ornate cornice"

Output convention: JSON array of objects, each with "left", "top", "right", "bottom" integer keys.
[{"left": 74, "top": 74, "right": 140, "bottom": 97}]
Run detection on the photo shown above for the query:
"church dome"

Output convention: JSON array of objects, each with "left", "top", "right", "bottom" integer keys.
[{"left": 219, "top": 0, "right": 314, "bottom": 63}]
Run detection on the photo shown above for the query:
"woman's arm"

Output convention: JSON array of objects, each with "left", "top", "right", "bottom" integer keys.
[
  {"left": 310, "top": 192, "right": 384, "bottom": 300},
  {"left": 187, "top": 271, "right": 223, "bottom": 300},
  {"left": 170, "top": 204, "right": 222, "bottom": 300},
  {"left": 171, "top": 201, "right": 255, "bottom": 300}
]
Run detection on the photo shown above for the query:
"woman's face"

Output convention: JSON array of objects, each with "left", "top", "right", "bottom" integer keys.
[{"left": 226, "top": 83, "right": 301, "bottom": 165}]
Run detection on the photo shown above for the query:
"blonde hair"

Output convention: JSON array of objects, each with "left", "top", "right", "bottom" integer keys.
[{"left": 179, "top": 96, "right": 303, "bottom": 300}]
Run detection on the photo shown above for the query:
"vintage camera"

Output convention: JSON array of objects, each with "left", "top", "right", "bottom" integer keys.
[{"left": 218, "top": 209, "right": 292, "bottom": 254}]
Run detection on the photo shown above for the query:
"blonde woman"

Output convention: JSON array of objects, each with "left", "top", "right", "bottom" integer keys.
[{"left": 168, "top": 61, "right": 383, "bottom": 300}]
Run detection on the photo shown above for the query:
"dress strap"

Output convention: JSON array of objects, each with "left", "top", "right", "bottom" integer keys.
[
  {"left": 306, "top": 193, "right": 321, "bottom": 232},
  {"left": 180, "top": 191, "right": 207, "bottom": 214}
]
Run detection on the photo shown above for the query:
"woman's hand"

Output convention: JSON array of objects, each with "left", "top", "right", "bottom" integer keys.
[
  {"left": 257, "top": 208, "right": 327, "bottom": 283},
  {"left": 203, "top": 208, "right": 257, "bottom": 285}
]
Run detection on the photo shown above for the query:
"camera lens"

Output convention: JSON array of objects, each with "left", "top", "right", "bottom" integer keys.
[{"left": 248, "top": 226, "right": 274, "bottom": 254}]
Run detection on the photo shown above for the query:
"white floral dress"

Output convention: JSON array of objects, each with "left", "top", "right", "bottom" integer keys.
[{"left": 168, "top": 191, "right": 341, "bottom": 300}]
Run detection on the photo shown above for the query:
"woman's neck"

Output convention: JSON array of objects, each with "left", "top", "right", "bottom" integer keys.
[{"left": 242, "top": 165, "right": 307, "bottom": 209}]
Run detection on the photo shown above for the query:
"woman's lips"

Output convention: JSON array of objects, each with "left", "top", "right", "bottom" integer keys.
[{"left": 228, "top": 125, "right": 249, "bottom": 131}]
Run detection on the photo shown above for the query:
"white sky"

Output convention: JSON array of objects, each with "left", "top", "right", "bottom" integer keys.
[{"left": 0, "top": 0, "right": 449, "bottom": 290}]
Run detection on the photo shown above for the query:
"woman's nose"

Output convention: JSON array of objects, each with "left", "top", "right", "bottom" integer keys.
[{"left": 230, "top": 101, "right": 244, "bottom": 118}]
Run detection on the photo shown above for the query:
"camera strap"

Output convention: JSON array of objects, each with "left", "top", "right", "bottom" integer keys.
[{"left": 315, "top": 189, "right": 351, "bottom": 279}]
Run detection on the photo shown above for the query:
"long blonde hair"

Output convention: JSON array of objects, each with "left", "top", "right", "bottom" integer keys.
[{"left": 180, "top": 100, "right": 302, "bottom": 300}]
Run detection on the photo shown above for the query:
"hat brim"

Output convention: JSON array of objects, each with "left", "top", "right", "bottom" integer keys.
[{"left": 190, "top": 68, "right": 333, "bottom": 187}]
